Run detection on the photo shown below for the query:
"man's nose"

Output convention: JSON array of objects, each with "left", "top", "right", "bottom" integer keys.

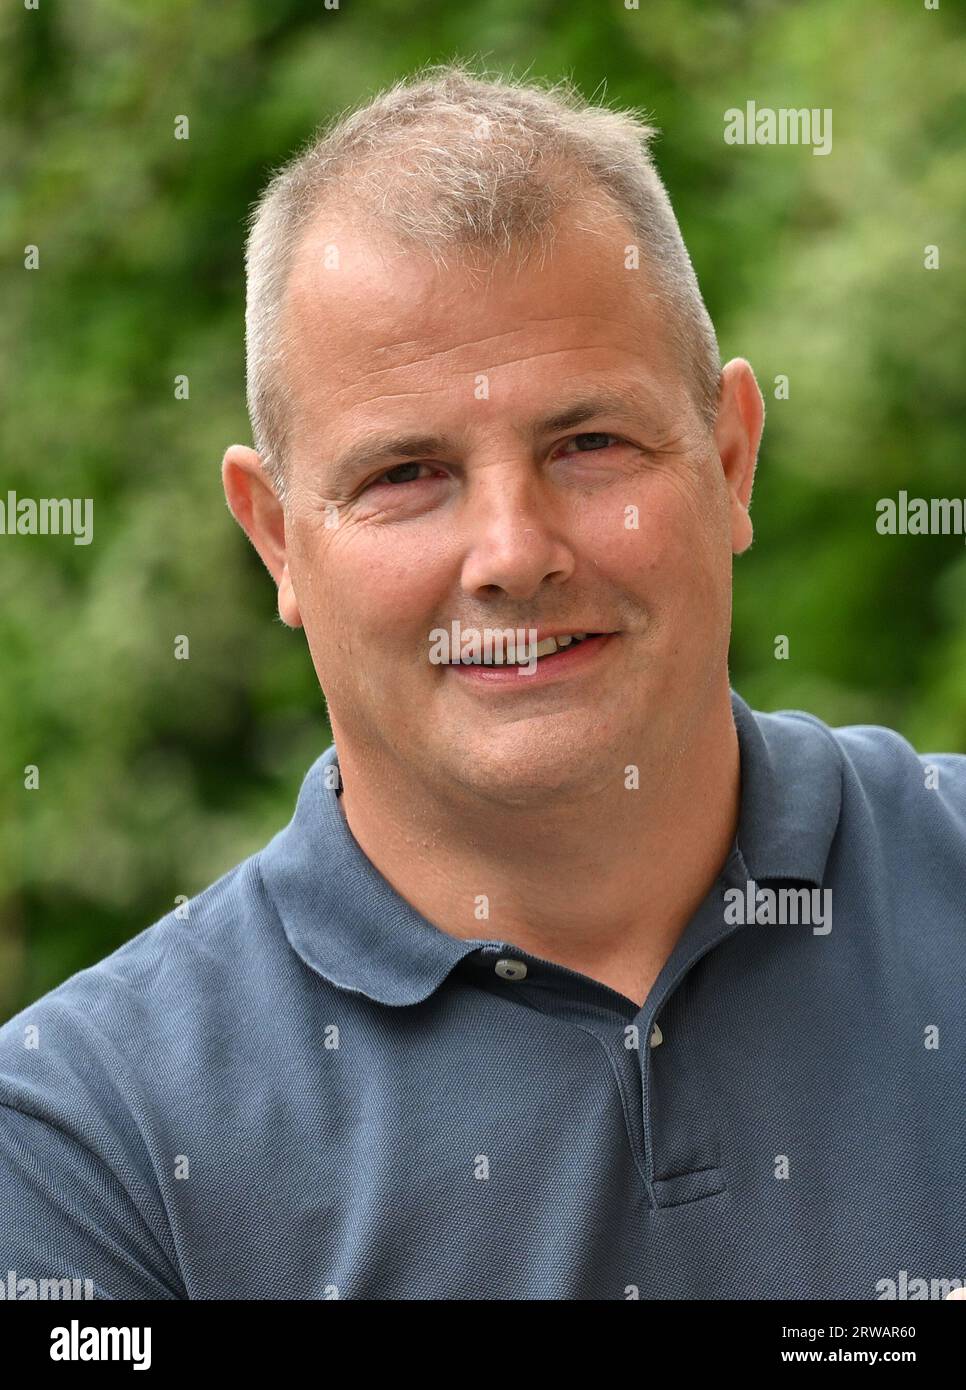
[{"left": 457, "top": 465, "right": 576, "bottom": 600}]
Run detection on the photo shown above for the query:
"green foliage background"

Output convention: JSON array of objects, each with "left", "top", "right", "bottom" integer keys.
[{"left": 2, "top": 0, "right": 964, "bottom": 1017}]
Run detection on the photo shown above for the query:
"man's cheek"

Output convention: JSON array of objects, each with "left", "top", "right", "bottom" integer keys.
[{"left": 611, "top": 518, "right": 678, "bottom": 586}]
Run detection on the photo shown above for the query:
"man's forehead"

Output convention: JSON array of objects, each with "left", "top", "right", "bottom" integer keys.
[
  {"left": 281, "top": 222, "right": 679, "bottom": 425},
  {"left": 285, "top": 215, "right": 473, "bottom": 341},
  {"left": 284, "top": 203, "right": 662, "bottom": 341}
]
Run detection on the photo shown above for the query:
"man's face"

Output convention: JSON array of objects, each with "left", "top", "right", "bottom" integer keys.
[{"left": 240, "top": 207, "right": 758, "bottom": 807}]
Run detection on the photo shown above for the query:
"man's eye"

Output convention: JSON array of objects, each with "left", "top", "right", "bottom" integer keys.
[
  {"left": 557, "top": 433, "right": 622, "bottom": 455},
  {"left": 374, "top": 462, "right": 432, "bottom": 486}
]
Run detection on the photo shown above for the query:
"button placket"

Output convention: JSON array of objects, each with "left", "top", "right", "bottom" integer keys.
[{"left": 640, "top": 998, "right": 728, "bottom": 1208}]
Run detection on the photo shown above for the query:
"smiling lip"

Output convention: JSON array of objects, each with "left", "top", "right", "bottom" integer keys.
[
  {"left": 525, "top": 626, "right": 615, "bottom": 644},
  {"left": 449, "top": 632, "right": 617, "bottom": 686}
]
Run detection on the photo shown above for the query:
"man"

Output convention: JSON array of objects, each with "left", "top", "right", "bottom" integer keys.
[{"left": 1, "top": 64, "right": 964, "bottom": 1301}]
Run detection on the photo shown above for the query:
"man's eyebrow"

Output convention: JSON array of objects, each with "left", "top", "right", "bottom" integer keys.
[
  {"left": 534, "top": 387, "right": 656, "bottom": 434},
  {"left": 325, "top": 434, "right": 450, "bottom": 493},
  {"left": 324, "top": 387, "right": 659, "bottom": 490}
]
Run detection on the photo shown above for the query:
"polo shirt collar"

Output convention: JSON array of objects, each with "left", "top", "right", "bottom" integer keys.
[
  {"left": 729, "top": 690, "right": 842, "bottom": 887},
  {"left": 258, "top": 689, "right": 843, "bottom": 1005},
  {"left": 258, "top": 743, "right": 479, "bottom": 1006}
]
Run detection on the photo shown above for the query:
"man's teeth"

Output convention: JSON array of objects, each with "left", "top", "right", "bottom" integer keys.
[{"left": 478, "top": 633, "right": 593, "bottom": 665}]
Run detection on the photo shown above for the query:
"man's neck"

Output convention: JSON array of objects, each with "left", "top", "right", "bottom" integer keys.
[{"left": 331, "top": 696, "right": 741, "bottom": 1010}]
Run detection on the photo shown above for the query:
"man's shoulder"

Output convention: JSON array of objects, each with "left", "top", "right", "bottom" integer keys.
[
  {"left": 0, "top": 746, "right": 345, "bottom": 1130},
  {"left": 0, "top": 845, "right": 297, "bottom": 1117},
  {"left": 752, "top": 699, "right": 966, "bottom": 828}
]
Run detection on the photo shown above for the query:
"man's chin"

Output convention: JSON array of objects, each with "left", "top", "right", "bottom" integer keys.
[{"left": 440, "top": 732, "right": 621, "bottom": 809}]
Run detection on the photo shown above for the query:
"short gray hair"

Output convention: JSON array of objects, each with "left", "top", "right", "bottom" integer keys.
[{"left": 243, "top": 60, "right": 721, "bottom": 500}]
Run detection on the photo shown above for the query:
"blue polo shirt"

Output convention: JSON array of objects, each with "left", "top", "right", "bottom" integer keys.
[{"left": 1, "top": 691, "right": 965, "bottom": 1301}]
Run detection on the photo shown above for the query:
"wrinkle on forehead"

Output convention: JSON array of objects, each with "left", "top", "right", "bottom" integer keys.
[{"left": 279, "top": 210, "right": 684, "bottom": 433}]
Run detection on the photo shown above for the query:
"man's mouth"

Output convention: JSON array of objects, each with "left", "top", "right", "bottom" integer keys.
[{"left": 470, "top": 632, "right": 604, "bottom": 666}]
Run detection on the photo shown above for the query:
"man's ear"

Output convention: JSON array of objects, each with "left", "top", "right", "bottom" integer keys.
[
  {"left": 221, "top": 445, "right": 303, "bottom": 629},
  {"left": 712, "top": 358, "right": 764, "bottom": 556}
]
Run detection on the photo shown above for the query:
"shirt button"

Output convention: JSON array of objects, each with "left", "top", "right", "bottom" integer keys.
[
  {"left": 649, "top": 1023, "right": 664, "bottom": 1048},
  {"left": 495, "top": 958, "right": 528, "bottom": 981}
]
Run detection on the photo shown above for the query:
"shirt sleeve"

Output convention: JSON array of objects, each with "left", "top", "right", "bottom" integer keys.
[
  {"left": 0, "top": 1101, "right": 183, "bottom": 1300},
  {"left": 0, "top": 978, "right": 186, "bottom": 1301}
]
